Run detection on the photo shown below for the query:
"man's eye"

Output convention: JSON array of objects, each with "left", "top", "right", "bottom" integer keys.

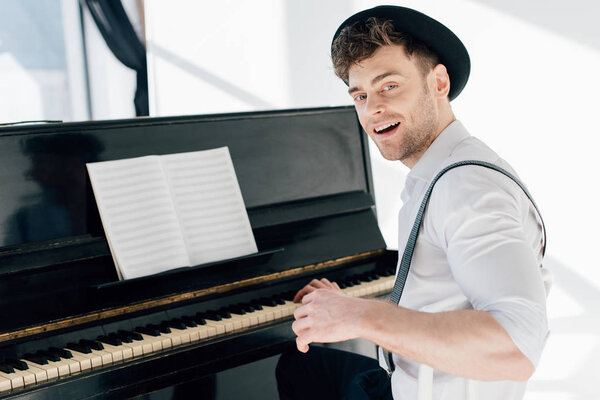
[
  {"left": 354, "top": 94, "right": 366, "bottom": 102},
  {"left": 383, "top": 84, "right": 397, "bottom": 91}
]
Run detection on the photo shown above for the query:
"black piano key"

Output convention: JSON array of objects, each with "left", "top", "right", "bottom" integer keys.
[
  {"left": 49, "top": 347, "right": 73, "bottom": 359},
  {"left": 201, "top": 310, "right": 226, "bottom": 321},
  {"left": 79, "top": 339, "right": 104, "bottom": 351},
  {"left": 225, "top": 305, "right": 246, "bottom": 315},
  {"left": 281, "top": 291, "right": 296, "bottom": 301},
  {"left": 135, "top": 326, "right": 161, "bottom": 337},
  {"left": 148, "top": 323, "right": 171, "bottom": 334},
  {"left": 182, "top": 315, "right": 200, "bottom": 326},
  {"left": 0, "top": 364, "right": 14, "bottom": 374},
  {"left": 67, "top": 342, "right": 92, "bottom": 354},
  {"left": 270, "top": 296, "right": 285, "bottom": 305},
  {"left": 6, "top": 359, "right": 28, "bottom": 371},
  {"left": 112, "top": 332, "right": 131, "bottom": 343},
  {"left": 24, "top": 352, "right": 48, "bottom": 365},
  {"left": 196, "top": 311, "right": 218, "bottom": 322},
  {"left": 98, "top": 335, "right": 122, "bottom": 346},
  {"left": 38, "top": 350, "right": 60, "bottom": 362},
  {"left": 166, "top": 318, "right": 188, "bottom": 330},
  {"left": 257, "top": 297, "right": 278, "bottom": 307},
  {"left": 338, "top": 282, "right": 347, "bottom": 289},
  {"left": 181, "top": 316, "right": 198, "bottom": 328},
  {"left": 117, "top": 329, "right": 143, "bottom": 341},
  {"left": 248, "top": 300, "right": 264, "bottom": 310}
]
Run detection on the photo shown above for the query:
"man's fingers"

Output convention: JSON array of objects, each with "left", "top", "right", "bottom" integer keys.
[
  {"left": 291, "top": 317, "right": 309, "bottom": 335},
  {"left": 293, "top": 278, "right": 338, "bottom": 303},
  {"left": 293, "top": 303, "right": 310, "bottom": 319},
  {"left": 321, "top": 277, "right": 333, "bottom": 287},
  {"left": 296, "top": 334, "right": 311, "bottom": 353},
  {"left": 293, "top": 287, "right": 311, "bottom": 303}
]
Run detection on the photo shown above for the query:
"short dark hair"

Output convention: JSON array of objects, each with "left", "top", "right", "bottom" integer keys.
[{"left": 331, "top": 17, "right": 440, "bottom": 84}]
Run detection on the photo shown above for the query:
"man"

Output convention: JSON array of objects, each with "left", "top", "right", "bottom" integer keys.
[{"left": 276, "top": 6, "right": 550, "bottom": 400}]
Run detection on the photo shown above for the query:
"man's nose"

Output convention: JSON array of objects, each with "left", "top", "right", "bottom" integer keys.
[{"left": 365, "top": 94, "right": 385, "bottom": 116}]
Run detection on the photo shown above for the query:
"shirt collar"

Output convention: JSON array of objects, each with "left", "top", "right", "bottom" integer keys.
[{"left": 407, "top": 119, "right": 470, "bottom": 184}]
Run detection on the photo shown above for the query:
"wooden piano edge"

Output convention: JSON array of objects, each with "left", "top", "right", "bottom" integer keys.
[{"left": 0, "top": 249, "right": 386, "bottom": 345}]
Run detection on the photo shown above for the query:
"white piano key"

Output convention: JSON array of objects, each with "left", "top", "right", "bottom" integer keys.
[
  {"left": 204, "top": 320, "right": 228, "bottom": 334},
  {"left": 262, "top": 304, "right": 283, "bottom": 320},
  {"left": 166, "top": 327, "right": 190, "bottom": 346},
  {"left": 227, "top": 313, "right": 250, "bottom": 329},
  {"left": 0, "top": 371, "right": 23, "bottom": 390},
  {"left": 120, "top": 340, "right": 144, "bottom": 358},
  {"left": 158, "top": 333, "right": 172, "bottom": 350},
  {"left": 0, "top": 375, "right": 11, "bottom": 393},
  {"left": 5, "top": 367, "right": 35, "bottom": 387},
  {"left": 66, "top": 351, "right": 92, "bottom": 372},
  {"left": 21, "top": 362, "right": 48, "bottom": 383},
  {"left": 48, "top": 360, "right": 70, "bottom": 378},
  {"left": 90, "top": 348, "right": 113, "bottom": 366},
  {"left": 25, "top": 360, "right": 58, "bottom": 381},
  {"left": 62, "top": 356, "right": 82, "bottom": 374},
  {"left": 97, "top": 343, "right": 124, "bottom": 363},
  {"left": 253, "top": 308, "right": 270, "bottom": 324},
  {"left": 135, "top": 333, "right": 163, "bottom": 354},
  {"left": 245, "top": 312, "right": 259, "bottom": 327},
  {"left": 69, "top": 349, "right": 102, "bottom": 369},
  {"left": 185, "top": 325, "right": 201, "bottom": 342},
  {"left": 189, "top": 323, "right": 217, "bottom": 340},
  {"left": 281, "top": 300, "right": 299, "bottom": 317}
]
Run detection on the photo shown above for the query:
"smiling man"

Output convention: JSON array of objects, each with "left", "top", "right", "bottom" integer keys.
[{"left": 275, "top": 5, "right": 550, "bottom": 400}]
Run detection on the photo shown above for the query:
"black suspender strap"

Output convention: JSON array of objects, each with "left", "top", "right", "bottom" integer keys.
[{"left": 381, "top": 160, "right": 547, "bottom": 375}]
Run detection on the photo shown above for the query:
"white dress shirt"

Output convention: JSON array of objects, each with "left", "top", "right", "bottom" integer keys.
[{"left": 382, "top": 120, "right": 550, "bottom": 400}]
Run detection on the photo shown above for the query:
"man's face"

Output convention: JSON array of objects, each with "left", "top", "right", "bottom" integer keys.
[{"left": 348, "top": 45, "right": 439, "bottom": 164}]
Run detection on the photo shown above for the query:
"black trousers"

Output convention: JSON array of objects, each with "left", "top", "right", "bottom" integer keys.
[{"left": 276, "top": 347, "right": 392, "bottom": 400}]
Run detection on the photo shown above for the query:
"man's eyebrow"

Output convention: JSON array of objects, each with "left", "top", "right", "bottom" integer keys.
[{"left": 347, "top": 71, "right": 404, "bottom": 95}]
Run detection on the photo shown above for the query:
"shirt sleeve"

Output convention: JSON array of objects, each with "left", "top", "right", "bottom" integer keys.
[{"left": 428, "top": 165, "right": 549, "bottom": 367}]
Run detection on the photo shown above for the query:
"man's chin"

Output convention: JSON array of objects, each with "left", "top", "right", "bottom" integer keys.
[{"left": 376, "top": 147, "right": 403, "bottom": 161}]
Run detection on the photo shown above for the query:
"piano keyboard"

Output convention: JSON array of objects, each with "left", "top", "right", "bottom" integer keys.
[{"left": 0, "top": 272, "right": 395, "bottom": 395}]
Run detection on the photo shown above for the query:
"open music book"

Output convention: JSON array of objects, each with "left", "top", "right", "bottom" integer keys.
[{"left": 86, "top": 147, "right": 257, "bottom": 280}]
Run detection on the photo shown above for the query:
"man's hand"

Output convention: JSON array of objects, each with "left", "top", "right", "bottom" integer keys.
[
  {"left": 292, "top": 288, "right": 369, "bottom": 353},
  {"left": 292, "top": 278, "right": 342, "bottom": 303}
]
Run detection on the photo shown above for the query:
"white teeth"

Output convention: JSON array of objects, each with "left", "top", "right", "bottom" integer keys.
[{"left": 375, "top": 122, "right": 400, "bottom": 133}]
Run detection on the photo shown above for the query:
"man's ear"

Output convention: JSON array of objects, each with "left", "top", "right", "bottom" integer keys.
[{"left": 432, "top": 64, "right": 451, "bottom": 99}]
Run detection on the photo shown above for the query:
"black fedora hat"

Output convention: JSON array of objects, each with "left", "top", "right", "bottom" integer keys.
[{"left": 332, "top": 5, "right": 470, "bottom": 101}]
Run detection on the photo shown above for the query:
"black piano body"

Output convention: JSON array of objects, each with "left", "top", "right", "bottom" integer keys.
[{"left": 0, "top": 106, "right": 398, "bottom": 399}]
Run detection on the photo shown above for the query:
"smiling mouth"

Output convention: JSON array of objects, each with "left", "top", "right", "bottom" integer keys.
[{"left": 374, "top": 122, "right": 400, "bottom": 134}]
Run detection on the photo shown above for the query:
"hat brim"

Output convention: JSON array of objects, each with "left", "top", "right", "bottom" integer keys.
[{"left": 332, "top": 6, "right": 470, "bottom": 101}]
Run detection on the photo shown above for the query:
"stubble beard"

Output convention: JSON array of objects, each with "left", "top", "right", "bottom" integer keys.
[{"left": 377, "top": 85, "right": 438, "bottom": 162}]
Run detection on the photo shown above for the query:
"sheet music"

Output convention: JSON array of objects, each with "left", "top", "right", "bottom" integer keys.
[
  {"left": 162, "top": 148, "right": 257, "bottom": 266},
  {"left": 87, "top": 148, "right": 257, "bottom": 280},
  {"left": 87, "top": 156, "right": 190, "bottom": 279}
]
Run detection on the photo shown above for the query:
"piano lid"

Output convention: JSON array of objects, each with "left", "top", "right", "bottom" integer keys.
[{"left": 0, "top": 106, "right": 376, "bottom": 251}]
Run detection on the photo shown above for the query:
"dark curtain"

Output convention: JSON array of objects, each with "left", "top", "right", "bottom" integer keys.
[{"left": 82, "top": 0, "right": 149, "bottom": 116}]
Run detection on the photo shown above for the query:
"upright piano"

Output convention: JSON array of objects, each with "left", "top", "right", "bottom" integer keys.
[{"left": 0, "top": 106, "right": 398, "bottom": 399}]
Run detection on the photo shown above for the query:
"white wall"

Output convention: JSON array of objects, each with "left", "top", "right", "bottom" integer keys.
[{"left": 145, "top": 1, "right": 600, "bottom": 398}]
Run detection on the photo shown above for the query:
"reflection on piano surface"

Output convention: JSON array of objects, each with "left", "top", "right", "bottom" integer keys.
[{"left": 0, "top": 107, "right": 398, "bottom": 399}]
